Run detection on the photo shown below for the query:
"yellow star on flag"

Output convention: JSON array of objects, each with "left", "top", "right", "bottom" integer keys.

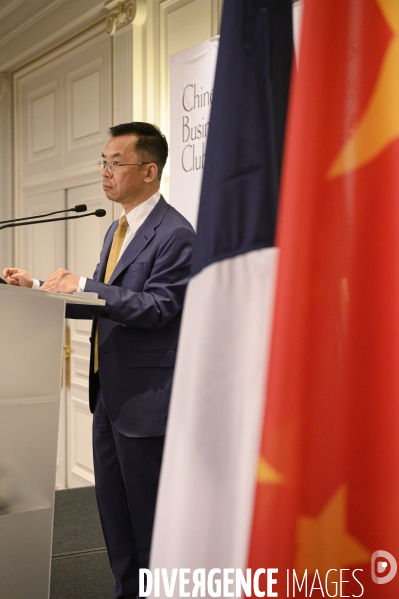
[
  {"left": 295, "top": 485, "right": 371, "bottom": 578},
  {"left": 328, "top": 0, "right": 399, "bottom": 178},
  {"left": 257, "top": 457, "right": 284, "bottom": 483}
]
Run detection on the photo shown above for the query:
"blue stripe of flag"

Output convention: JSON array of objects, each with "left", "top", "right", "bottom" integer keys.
[{"left": 191, "top": 0, "right": 293, "bottom": 277}]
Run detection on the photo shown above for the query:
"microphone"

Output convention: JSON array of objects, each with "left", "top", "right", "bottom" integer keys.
[
  {"left": 0, "top": 204, "right": 88, "bottom": 225},
  {"left": 0, "top": 209, "right": 106, "bottom": 231}
]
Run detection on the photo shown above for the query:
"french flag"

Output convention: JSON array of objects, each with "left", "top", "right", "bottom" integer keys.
[{"left": 150, "top": 0, "right": 293, "bottom": 584}]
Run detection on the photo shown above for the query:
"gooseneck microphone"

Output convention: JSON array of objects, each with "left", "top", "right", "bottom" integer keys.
[
  {"left": 0, "top": 204, "right": 88, "bottom": 225},
  {"left": 0, "top": 209, "right": 106, "bottom": 231}
]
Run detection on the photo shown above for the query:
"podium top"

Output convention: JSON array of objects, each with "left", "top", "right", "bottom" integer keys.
[{"left": 0, "top": 282, "right": 106, "bottom": 305}]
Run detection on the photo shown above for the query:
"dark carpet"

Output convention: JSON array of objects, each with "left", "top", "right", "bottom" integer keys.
[{"left": 51, "top": 486, "right": 115, "bottom": 599}]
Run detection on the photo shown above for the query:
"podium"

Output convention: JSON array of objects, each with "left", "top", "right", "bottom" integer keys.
[{"left": 0, "top": 284, "right": 105, "bottom": 599}]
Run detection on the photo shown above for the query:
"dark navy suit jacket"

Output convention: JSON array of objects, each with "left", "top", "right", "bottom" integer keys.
[{"left": 66, "top": 196, "right": 195, "bottom": 437}]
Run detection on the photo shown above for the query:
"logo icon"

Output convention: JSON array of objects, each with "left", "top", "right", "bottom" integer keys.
[{"left": 371, "top": 550, "right": 397, "bottom": 584}]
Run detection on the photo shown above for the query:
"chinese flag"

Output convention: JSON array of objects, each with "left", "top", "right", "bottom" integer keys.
[{"left": 248, "top": 1, "right": 399, "bottom": 597}]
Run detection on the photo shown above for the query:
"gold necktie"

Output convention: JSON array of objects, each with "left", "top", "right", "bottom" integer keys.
[
  {"left": 94, "top": 215, "right": 128, "bottom": 372},
  {"left": 104, "top": 215, "right": 129, "bottom": 284}
]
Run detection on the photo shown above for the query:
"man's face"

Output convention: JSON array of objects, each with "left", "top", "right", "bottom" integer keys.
[{"left": 101, "top": 134, "right": 147, "bottom": 207}]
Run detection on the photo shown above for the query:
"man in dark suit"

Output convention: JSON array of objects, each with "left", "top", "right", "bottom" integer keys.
[{"left": 3, "top": 122, "right": 195, "bottom": 599}]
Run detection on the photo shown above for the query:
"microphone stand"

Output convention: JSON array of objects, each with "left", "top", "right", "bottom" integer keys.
[
  {"left": 0, "top": 204, "right": 88, "bottom": 225},
  {"left": 0, "top": 210, "right": 106, "bottom": 232}
]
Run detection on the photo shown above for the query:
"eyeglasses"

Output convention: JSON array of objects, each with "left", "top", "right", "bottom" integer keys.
[{"left": 97, "top": 160, "right": 151, "bottom": 173}]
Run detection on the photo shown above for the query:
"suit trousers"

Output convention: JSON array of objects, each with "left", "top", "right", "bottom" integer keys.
[{"left": 93, "top": 387, "right": 165, "bottom": 599}]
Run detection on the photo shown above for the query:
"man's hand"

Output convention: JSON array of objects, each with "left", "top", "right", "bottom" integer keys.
[
  {"left": 40, "top": 268, "right": 79, "bottom": 293},
  {"left": 2, "top": 267, "right": 34, "bottom": 287}
]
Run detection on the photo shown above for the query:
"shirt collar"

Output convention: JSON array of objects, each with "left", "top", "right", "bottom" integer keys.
[{"left": 121, "top": 190, "right": 161, "bottom": 235}]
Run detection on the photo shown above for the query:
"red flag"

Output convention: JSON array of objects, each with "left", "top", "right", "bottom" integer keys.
[{"left": 248, "top": 1, "right": 399, "bottom": 597}]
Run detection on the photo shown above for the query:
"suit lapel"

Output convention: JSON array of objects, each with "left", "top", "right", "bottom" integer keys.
[{"left": 107, "top": 196, "right": 169, "bottom": 284}]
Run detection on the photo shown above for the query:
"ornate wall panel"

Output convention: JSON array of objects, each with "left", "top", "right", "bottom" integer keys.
[
  {"left": 17, "top": 65, "right": 62, "bottom": 180},
  {"left": 70, "top": 70, "right": 101, "bottom": 142},
  {"left": 64, "top": 35, "right": 112, "bottom": 167},
  {"left": 15, "top": 31, "right": 111, "bottom": 196},
  {"left": 29, "top": 84, "right": 57, "bottom": 156},
  {"left": 62, "top": 34, "right": 111, "bottom": 170}
]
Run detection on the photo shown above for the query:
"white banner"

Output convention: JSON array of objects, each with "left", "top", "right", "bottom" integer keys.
[{"left": 169, "top": 37, "right": 219, "bottom": 228}]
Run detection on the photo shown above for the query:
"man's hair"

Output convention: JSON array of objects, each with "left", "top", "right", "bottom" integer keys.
[{"left": 109, "top": 122, "right": 168, "bottom": 180}]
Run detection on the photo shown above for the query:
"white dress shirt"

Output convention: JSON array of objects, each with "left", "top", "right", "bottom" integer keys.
[{"left": 32, "top": 190, "right": 160, "bottom": 291}]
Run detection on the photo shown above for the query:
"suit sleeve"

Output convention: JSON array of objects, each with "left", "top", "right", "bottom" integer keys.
[{"left": 83, "top": 224, "right": 195, "bottom": 329}]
